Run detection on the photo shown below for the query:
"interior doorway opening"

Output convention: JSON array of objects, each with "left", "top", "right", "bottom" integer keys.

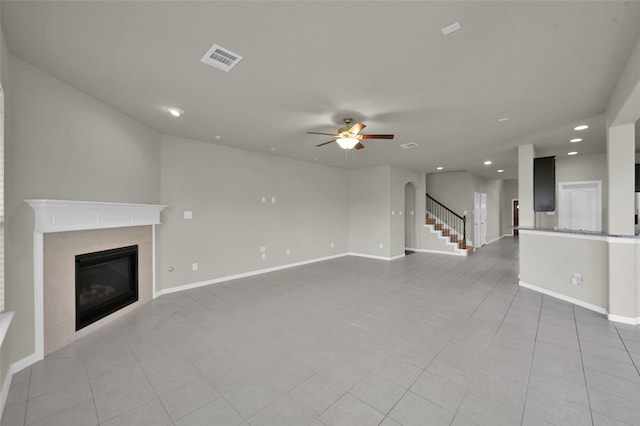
[
  {"left": 512, "top": 199, "right": 519, "bottom": 236},
  {"left": 474, "top": 192, "right": 487, "bottom": 248},
  {"left": 404, "top": 182, "right": 416, "bottom": 252}
]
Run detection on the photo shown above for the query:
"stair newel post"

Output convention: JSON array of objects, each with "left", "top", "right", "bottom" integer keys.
[{"left": 462, "top": 215, "right": 467, "bottom": 249}]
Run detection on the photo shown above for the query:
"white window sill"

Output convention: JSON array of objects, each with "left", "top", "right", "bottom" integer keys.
[{"left": 0, "top": 311, "right": 14, "bottom": 348}]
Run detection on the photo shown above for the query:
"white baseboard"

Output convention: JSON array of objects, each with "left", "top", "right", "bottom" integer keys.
[
  {"left": 519, "top": 281, "right": 607, "bottom": 315},
  {"left": 486, "top": 235, "right": 506, "bottom": 245},
  {"left": 1, "top": 352, "right": 41, "bottom": 418},
  {"left": 348, "top": 252, "right": 405, "bottom": 261},
  {"left": 156, "top": 253, "right": 351, "bottom": 297},
  {"left": 414, "top": 248, "right": 467, "bottom": 257},
  {"left": 607, "top": 314, "right": 638, "bottom": 325}
]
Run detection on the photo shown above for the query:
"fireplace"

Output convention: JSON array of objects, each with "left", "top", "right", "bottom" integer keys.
[
  {"left": 75, "top": 245, "right": 138, "bottom": 330},
  {"left": 27, "top": 199, "right": 166, "bottom": 357}
]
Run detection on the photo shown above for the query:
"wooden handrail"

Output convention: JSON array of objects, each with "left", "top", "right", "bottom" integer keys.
[{"left": 425, "top": 193, "right": 467, "bottom": 249}]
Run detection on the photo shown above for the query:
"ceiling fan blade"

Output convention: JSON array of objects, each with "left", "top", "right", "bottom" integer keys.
[
  {"left": 306, "top": 131, "right": 339, "bottom": 136},
  {"left": 361, "top": 134, "right": 394, "bottom": 139},
  {"left": 355, "top": 142, "right": 365, "bottom": 150},
  {"left": 315, "top": 139, "right": 337, "bottom": 147},
  {"left": 348, "top": 122, "right": 366, "bottom": 135}
]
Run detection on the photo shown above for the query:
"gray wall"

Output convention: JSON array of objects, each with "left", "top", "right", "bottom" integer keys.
[
  {"left": 520, "top": 232, "right": 608, "bottom": 310},
  {"left": 348, "top": 165, "right": 391, "bottom": 258},
  {"left": 425, "top": 171, "right": 472, "bottom": 219},
  {"left": 3, "top": 53, "right": 161, "bottom": 378},
  {"left": 0, "top": 9, "right": 8, "bottom": 389},
  {"left": 158, "top": 134, "right": 349, "bottom": 291},
  {"left": 535, "top": 153, "right": 608, "bottom": 231}
]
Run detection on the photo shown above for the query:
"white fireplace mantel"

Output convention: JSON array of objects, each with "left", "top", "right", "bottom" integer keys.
[
  {"left": 25, "top": 199, "right": 167, "bottom": 233},
  {"left": 25, "top": 199, "right": 167, "bottom": 363}
]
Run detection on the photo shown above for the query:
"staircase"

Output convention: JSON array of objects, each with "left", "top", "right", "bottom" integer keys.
[
  {"left": 425, "top": 213, "right": 473, "bottom": 253},
  {"left": 425, "top": 193, "right": 473, "bottom": 255}
]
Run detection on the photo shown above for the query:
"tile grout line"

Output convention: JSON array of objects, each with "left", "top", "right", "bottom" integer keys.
[
  {"left": 518, "top": 290, "right": 543, "bottom": 426},
  {"left": 612, "top": 322, "right": 640, "bottom": 377},
  {"left": 85, "top": 360, "right": 100, "bottom": 426},
  {"left": 382, "top": 253, "right": 520, "bottom": 426},
  {"left": 128, "top": 336, "right": 177, "bottom": 425},
  {"left": 573, "top": 304, "right": 596, "bottom": 426},
  {"left": 447, "top": 276, "right": 527, "bottom": 425},
  {"left": 22, "top": 367, "right": 32, "bottom": 426}
]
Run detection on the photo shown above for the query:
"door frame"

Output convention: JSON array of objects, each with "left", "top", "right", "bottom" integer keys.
[
  {"left": 474, "top": 192, "right": 488, "bottom": 248},
  {"left": 404, "top": 182, "right": 417, "bottom": 251},
  {"left": 512, "top": 199, "right": 519, "bottom": 236}
]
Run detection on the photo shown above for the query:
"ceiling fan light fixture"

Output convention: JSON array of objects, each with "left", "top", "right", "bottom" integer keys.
[
  {"left": 167, "top": 107, "right": 184, "bottom": 117},
  {"left": 336, "top": 137, "right": 359, "bottom": 150}
]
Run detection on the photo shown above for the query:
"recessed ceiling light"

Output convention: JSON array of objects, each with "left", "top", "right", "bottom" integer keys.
[
  {"left": 570, "top": 138, "right": 582, "bottom": 143},
  {"left": 568, "top": 151, "right": 578, "bottom": 156},
  {"left": 484, "top": 160, "right": 492, "bottom": 165},
  {"left": 270, "top": 147, "right": 277, "bottom": 151},
  {"left": 498, "top": 117, "right": 509, "bottom": 122},
  {"left": 214, "top": 135, "right": 221, "bottom": 140},
  {"left": 437, "top": 166, "right": 444, "bottom": 171},
  {"left": 574, "top": 125, "right": 588, "bottom": 131},
  {"left": 497, "top": 169, "right": 504, "bottom": 173},
  {"left": 167, "top": 107, "right": 184, "bottom": 117},
  {"left": 313, "top": 157, "right": 319, "bottom": 161},
  {"left": 441, "top": 22, "right": 461, "bottom": 35}
]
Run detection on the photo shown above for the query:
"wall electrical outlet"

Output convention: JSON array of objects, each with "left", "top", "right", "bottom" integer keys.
[
  {"left": 271, "top": 197, "right": 276, "bottom": 204},
  {"left": 260, "top": 246, "right": 266, "bottom": 253},
  {"left": 571, "top": 273, "right": 582, "bottom": 286},
  {"left": 331, "top": 242, "right": 335, "bottom": 249},
  {"left": 261, "top": 196, "right": 266, "bottom": 203},
  {"left": 192, "top": 262, "right": 198, "bottom": 271},
  {"left": 379, "top": 243, "right": 384, "bottom": 249},
  {"left": 262, "top": 253, "right": 266, "bottom": 260},
  {"left": 184, "top": 211, "right": 193, "bottom": 219},
  {"left": 286, "top": 249, "right": 291, "bottom": 255}
]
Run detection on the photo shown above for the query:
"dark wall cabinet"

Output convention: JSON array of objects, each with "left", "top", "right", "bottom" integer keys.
[
  {"left": 534, "top": 156, "right": 556, "bottom": 212},
  {"left": 635, "top": 164, "right": 640, "bottom": 192}
]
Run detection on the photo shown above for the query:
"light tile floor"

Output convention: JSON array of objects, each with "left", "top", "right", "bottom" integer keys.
[{"left": 4, "top": 237, "right": 640, "bottom": 425}]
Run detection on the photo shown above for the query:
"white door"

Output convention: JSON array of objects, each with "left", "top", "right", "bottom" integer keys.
[
  {"left": 480, "top": 193, "right": 487, "bottom": 246},
  {"left": 474, "top": 192, "right": 480, "bottom": 248},
  {"left": 558, "top": 181, "right": 601, "bottom": 232},
  {"left": 474, "top": 192, "right": 487, "bottom": 248}
]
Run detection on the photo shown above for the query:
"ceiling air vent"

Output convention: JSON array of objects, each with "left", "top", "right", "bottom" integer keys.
[
  {"left": 400, "top": 142, "right": 418, "bottom": 149},
  {"left": 200, "top": 44, "right": 243, "bottom": 72}
]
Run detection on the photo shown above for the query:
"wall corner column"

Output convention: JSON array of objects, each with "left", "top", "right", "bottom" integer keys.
[
  {"left": 518, "top": 144, "right": 535, "bottom": 228},
  {"left": 606, "top": 123, "right": 637, "bottom": 323}
]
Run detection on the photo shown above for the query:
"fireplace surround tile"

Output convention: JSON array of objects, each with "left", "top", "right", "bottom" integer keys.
[{"left": 43, "top": 226, "right": 153, "bottom": 355}]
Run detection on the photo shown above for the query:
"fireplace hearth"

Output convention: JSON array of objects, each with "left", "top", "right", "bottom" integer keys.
[{"left": 75, "top": 245, "right": 138, "bottom": 330}]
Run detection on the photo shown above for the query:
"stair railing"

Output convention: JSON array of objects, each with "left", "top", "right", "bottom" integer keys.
[{"left": 425, "top": 193, "right": 467, "bottom": 249}]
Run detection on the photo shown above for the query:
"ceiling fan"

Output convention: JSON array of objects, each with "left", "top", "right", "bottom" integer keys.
[{"left": 306, "top": 118, "right": 394, "bottom": 150}]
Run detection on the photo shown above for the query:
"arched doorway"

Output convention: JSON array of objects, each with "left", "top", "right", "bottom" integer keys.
[{"left": 404, "top": 182, "right": 416, "bottom": 252}]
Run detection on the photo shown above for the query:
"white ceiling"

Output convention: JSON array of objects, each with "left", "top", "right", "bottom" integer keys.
[{"left": 3, "top": 1, "right": 640, "bottom": 179}]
